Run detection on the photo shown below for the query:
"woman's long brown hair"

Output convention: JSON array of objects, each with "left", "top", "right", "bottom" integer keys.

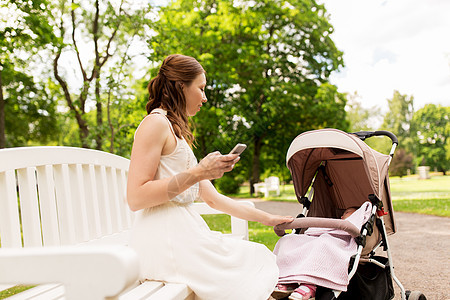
[{"left": 146, "top": 54, "right": 205, "bottom": 146}]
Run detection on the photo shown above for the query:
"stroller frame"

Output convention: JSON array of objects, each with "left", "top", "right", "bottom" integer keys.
[
  {"left": 275, "top": 129, "right": 418, "bottom": 300},
  {"left": 346, "top": 132, "right": 405, "bottom": 299}
]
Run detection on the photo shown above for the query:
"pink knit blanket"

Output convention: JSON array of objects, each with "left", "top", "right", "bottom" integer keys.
[{"left": 273, "top": 202, "right": 372, "bottom": 291}]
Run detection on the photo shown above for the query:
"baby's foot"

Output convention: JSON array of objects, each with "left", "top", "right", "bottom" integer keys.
[
  {"left": 288, "top": 284, "right": 316, "bottom": 300},
  {"left": 272, "top": 283, "right": 298, "bottom": 299}
]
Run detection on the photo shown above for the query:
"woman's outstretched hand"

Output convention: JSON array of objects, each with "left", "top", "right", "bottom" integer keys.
[
  {"left": 195, "top": 151, "right": 240, "bottom": 181},
  {"left": 262, "top": 214, "right": 294, "bottom": 227}
]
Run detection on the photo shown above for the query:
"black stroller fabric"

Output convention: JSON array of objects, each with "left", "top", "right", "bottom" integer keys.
[{"left": 315, "top": 256, "right": 394, "bottom": 300}]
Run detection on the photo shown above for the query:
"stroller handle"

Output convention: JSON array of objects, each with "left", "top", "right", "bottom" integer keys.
[
  {"left": 351, "top": 130, "right": 399, "bottom": 145},
  {"left": 274, "top": 217, "right": 361, "bottom": 237}
]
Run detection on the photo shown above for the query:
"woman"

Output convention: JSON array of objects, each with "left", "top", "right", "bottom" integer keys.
[{"left": 127, "top": 54, "right": 293, "bottom": 300}]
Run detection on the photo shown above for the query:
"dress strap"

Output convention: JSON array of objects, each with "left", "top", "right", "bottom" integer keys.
[
  {"left": 150, "top": 108, "right": 177, "bottom": 139},
  {"left": 150, "top": 108, "right": 167, "bottom": 116}
]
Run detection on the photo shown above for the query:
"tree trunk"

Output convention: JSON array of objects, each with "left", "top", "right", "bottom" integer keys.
[
  {"left": 249, "top": 92, "right": 266, "bottom": 195},
  {"left": 95, "top": 76, "right": 102, "bottom": 150},
  {"left": 0, "top": 69, "right": 5, "bottom": 148},
  {"left": 54, "top": 50, "right": 90, "bottom": 148},
  {"left": 79, "top": 119, "right": 89, "bottom": 148},
  {"left": 250, "top": 136, "right": 263, "bottom": 195},
  {"left": 93, "top": 0, "right": 102, "bottom": 150},
  {"left": 107, "top": 87, "right": 115, "bottom": 153}
]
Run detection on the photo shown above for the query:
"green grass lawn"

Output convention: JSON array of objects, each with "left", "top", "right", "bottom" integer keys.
[
  {"left": 0, "top": 286, "right": 34, "bottom": 299},
  {"left": 389, "top": 174, "right": 449, "bottom": 217}
]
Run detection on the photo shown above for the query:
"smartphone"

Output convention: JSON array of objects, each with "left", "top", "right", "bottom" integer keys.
[{"left": 229, "top": 143, "right": 247, "bottom": 155}]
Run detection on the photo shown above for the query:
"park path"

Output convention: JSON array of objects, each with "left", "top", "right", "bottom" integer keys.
[{"left": 251, "top": 200, "right": 450, "bottom": 300}]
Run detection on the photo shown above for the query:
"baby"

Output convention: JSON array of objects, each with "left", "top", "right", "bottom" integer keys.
[{"left": 272, "top": 206, "right": 358, "bottom": 300}]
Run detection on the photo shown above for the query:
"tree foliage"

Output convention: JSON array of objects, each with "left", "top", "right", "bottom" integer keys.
[
  {"left": 411, "top": 104, "right": 450, "bottom": 174},
  {"left": 2, "top": 68, "right": 58, "bottom": 146},
  {"left": 345, "top": 92, "right": 382, "bottom": 132},
  {"left": 381, "top": 90, "right": 414, "bottom": 150},
  {"left": 2, "top": 0, "right": 446, "bottom": 179},
  {"left": 366, "top": 91, "right": 414, "bottom": 156},
  {"left": 148, "top": 0, "right": 348, "bottom": 191},
  {"left": 0, "top": 0, "right": 58, "bottom": 147},
  {"left": 49, "top": 0, "right": 152, "bottom": 149}
]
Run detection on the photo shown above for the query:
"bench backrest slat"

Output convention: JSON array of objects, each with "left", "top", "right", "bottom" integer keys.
[
  {"left": 108, "top": 167, "right": 123, "bottom": 232},
  {"left": 36, "top": 165, "right": 60, "bottom": 246},
  {"left": 17, "top": 167, "right": 43, "bottom": 247},
  {"left": 0, "top": 170, "right": 22, "bottom": 247},
  {"left": 84, "top": 164, "right": 102, "bottom": 240},
  {"left": 106, "top": 167, "right": 120, "bottom": 233},
  {"left": 96, "top": 165, "right": 114, "bottom": 236},
  {"left": 53, "top": 164, "right": 77, "bottom": 245},
  {"left": 0, "top": 147, "right": 132, "bottom": 249},
  {"left": 70, "top": 164, "right": 90, "bottom": 243},
  {"left": 120, "top": 170, "right": 132, "bottom": 228}
]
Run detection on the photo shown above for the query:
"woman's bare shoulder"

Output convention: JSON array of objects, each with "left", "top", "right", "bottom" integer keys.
[{"left": 135, "top": 113, "right": 170, "bottom": 140}]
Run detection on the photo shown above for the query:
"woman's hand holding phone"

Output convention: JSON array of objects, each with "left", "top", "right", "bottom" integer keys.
[
  {"left": 195, "top": 144, "right": 246, "bottom": 181},
  {"left": 228, "top": 143, "right": 247, "bottom": 155}
]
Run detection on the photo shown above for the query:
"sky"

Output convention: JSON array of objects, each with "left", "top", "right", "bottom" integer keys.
[{"left": 321, "top": 0, "right": 450, "bottom": 112}]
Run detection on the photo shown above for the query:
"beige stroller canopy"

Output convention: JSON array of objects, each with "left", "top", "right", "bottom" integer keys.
[{"left": 286, "top": 128, "right": 396, "bottom": 235}]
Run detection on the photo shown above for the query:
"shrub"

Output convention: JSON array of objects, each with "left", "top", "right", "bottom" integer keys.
[
  {"left": 215, "top": 175, "right": 243, "bottom": 194},
  {"left": 389, "top": 148, "right": 413, "bottom": 177}
]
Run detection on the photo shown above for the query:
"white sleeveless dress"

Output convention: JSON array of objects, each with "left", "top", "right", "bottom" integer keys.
[{"left": 129, "top": 108, "right": 279, "bottom": 300}]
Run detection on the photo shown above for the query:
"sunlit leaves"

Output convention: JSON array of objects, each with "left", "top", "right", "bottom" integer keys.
[{"left": 411, "top": 104, "right": 450, "bottom": 173}]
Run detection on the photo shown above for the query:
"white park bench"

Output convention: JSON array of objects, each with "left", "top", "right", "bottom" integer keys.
[
  {"left": 0, "top": 146, "right": 253, "bottom": 299},
  {"left": 253, "top": 176, "right": 280, "bottom": 198}
]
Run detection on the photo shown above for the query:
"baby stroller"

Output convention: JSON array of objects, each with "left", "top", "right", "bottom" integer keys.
[{"left": 274, "top": 129, "right": 426, "bottom": 300}]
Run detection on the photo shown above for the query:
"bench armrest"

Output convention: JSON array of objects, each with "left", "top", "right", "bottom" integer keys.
[
  {"left": 0, "top": 245, "right": 139, "bottom": 300},
  {"left": 193, "top": 200, "right": 253, "bottom": 240}
]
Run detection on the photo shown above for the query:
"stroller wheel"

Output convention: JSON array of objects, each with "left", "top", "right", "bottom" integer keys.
[{"left": 406, "top": 290, "right": 427, "bottom": 300}]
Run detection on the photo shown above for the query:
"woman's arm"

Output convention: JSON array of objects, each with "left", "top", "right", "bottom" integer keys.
[
  {"left": 127, "top": 115, "right": 240, "bottom": 211},
  {"left": 127, "top": 114, "right": 187, "bottom": 211},
  {"left": 199, "top": 180, "right": 294, "bottom": 226}
]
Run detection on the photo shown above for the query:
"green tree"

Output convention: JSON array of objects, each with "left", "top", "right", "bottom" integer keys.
[
  {"left": 366, "top": 91, "right": 414, "bottom": 156},
  {"left": 50, "top": 0, "right": 152, "bottom": 149},
  {"left": 258, "top": 82, "right": 349, "bottom": 182},
  {"left": 149, "top": 0, "right": 347, "bottom": 193},
  {"left": 104, "top": 71, "right": 149, "bottom": 157},
  {"left": 0, "top": 0, "right": 57, "bottom": 147},
  {"left": 1, "top": 68, "right": 59, "bottom": 146},
  {"left": 380, "top": 91, "right": 414, "bottom": 151},
  {"left": 345, "top": 92, "right": 382, "bottom": 132},
  {"left": 411, "top": 104, "right": 449, "bottom": 174}
]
